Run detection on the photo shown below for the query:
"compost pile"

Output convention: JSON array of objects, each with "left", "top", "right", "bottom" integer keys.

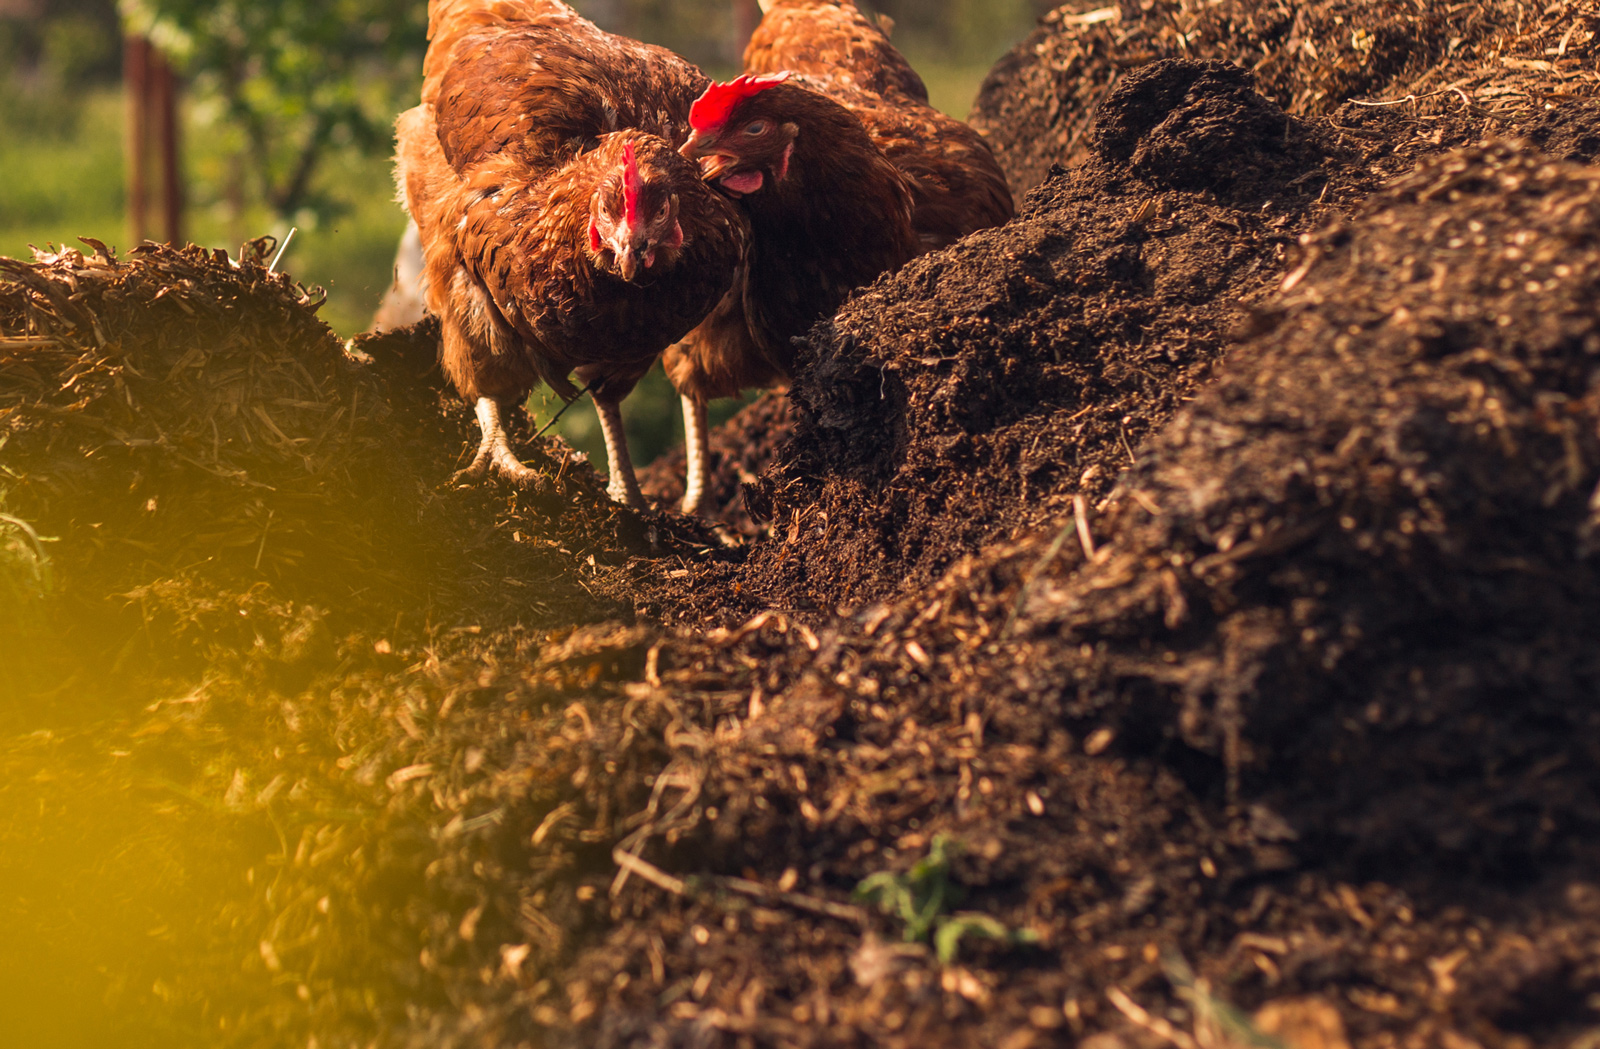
[
  {"left": 971, "top": 0, "right": 1600, "bottom": 198},
  {"left": 0, "top": 240, "right": 722, "bottom": 1046},
  {"left": 729, "top": 57, "right": 1363, "bottom": 614},
  {"left": 6, "top": 3, "right": 1600, "bottom": 1049},
  {"left": 0, "top": 239, "right": 729, "bottom": 693}
]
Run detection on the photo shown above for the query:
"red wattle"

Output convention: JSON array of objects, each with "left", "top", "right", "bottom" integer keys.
[{"left": 720, "top": 170, "right": 764, "bottom": 195}]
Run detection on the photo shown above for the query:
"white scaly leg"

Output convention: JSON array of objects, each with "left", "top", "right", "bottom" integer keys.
[
  {"left": 452, "top": 397, "right": 540, "bottom": 486},
  {"left": 595, "top": 395, "right": 646, "bottom": 509},
  {"left": 681, "top": 394, "right": 711, "bottom": 516}
]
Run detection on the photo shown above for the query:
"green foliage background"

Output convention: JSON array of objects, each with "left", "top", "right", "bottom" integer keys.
[{"left": 120, "top": 0, "right": 429, "bottom": 220}]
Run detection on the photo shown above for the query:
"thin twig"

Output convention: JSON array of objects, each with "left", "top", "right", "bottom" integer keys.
[
  {"left": 1106, "top": 987, "right": 1199, "bottom": 1049},
  {"left": 534, "top": 382, "right": 595, "bottom": 439},
  {"left": 1348, "top": 92, "right": 1425, "bottom": 107},
  {"left": 1059, "top": 5, "right": 1118, "bottom": 26},
  {"left": 1348, "top": 85, "right": 1480, "bottom": 110},
  {"left": 253, "top": 508, "right": 274, "bottom": 570},
  {"left": 1074, "top": 493, "right": 1097, "bottom": 559},
  {"left": 267, "top": 228, "right": 297, "bottom": 274},
  {"left": 612, "top": 849, "right": 687, "bottom": 895},
  {"left": 1001, "top": 518, "right": 1075, "bottom": 639},
  {"left": 716, "top": 876, "right": 869, "bottom": 927},
  {"left": 1558, "top": 20, "right": 1580, "bottom": 57},
  {"left": 609, "top": 852, "right": 868, "bottom": 927},
  {"left": 1130, "top": 489, "right": 1162, "bottom": 516}
]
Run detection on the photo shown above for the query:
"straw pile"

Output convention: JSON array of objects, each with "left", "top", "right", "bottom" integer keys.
[
  {"left": 0, "top": 239, "right": 398, "bottom": 605},
  {"left": 0, "top": 237, "right": 720, "bottom": 695}
]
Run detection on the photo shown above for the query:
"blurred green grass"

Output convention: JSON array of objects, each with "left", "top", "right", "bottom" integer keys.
[
  {"left": 0, "top": 59, "right": 996, "bottom": 470},
  {"left": 0, "top": 92, "right": 128, "bottom": 266},
  {"left": 914, "top": 59, "right": 997, "bottom": 121}
]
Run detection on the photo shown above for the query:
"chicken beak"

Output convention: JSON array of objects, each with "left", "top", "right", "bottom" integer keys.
[
  {"left": 683, "top": 132, "right": 737, "bottom": 179},
  {"left": 617, "top": 248, "right": 639, "bottom": 281},
  {"left": 697, "top": 152, "right": 739, "bottom": 182},
  {"left": 681, "top": 129, "right": 712, "bottom": 160}
]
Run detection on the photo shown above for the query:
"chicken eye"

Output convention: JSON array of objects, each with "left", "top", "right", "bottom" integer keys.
[{"left": 743, "top": 120, "right": 768, "bottom": 136}]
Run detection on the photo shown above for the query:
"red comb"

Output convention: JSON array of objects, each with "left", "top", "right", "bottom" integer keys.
[
  {"left": 622, "top": 141, "right": 641, "bottom": 228},
  {"left": 688, "top": 71, "right": 791, "bottom": 133}
]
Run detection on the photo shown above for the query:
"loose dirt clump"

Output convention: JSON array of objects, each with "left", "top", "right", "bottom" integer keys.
[
  {"left": 972, "top": 0, "right": 1600, "bottom": 197},
  {"left": 732, "top": 58, "right": 1370, "bottom": 613},
  {"left": 1091, "top": 60, "right": 1303, "bottom": 193}
]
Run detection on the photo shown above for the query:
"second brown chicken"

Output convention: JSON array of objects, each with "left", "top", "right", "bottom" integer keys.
[{"left": 666, "top": 0, "right": 1014, "bottom": 515}]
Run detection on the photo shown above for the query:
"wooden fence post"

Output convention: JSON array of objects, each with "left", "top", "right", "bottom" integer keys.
[
  {"left": 124, "top": 34, "right": 184, "bottom": 247},
  {"left": 124, "top": 34, "right": 150, "bottom": 245},
  {"left": 153, "top": 51, "right": 184, "bottom": 245},
  {"left": 733, "top": 0, "right": 760, "bottom": 56}
]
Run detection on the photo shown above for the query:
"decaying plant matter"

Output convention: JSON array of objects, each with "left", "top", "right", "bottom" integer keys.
[{"left": 6, "top": 3, "right": 1600, "bottom": 1048}]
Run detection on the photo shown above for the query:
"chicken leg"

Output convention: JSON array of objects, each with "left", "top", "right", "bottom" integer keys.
[
  {"left": 453, "top": 397, "right": 542, "bottom": 486},
  {"left": 595, "top": 394, "right": 647, "bottom": 509},
  {"left": 681, "top": 394, "right": 711, "bottom": 516}
]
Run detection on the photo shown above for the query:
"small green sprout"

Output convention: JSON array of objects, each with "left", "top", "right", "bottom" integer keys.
[{"left": 853, "top": 834, "right": 1040, "bottom": 965}]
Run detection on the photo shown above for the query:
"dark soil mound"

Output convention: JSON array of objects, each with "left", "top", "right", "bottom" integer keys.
[
  {"left": 973, "top": 0, "right": 1600, "bottom": 196},
  {"left": 1092, "top": 60, "right": 1301, "bottom": 193},
  {"left": 547, "top": 140, "right": 1600, "bottom": 1049},
  {"left": 1026, "top": 140, "right": 1600, "bottom": 874},
  {"left": 730, "top": 59, "right": 1368, "bottom": 613}
]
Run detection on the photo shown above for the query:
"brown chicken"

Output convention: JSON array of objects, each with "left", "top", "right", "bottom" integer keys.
[
  {"left": 396, "top": 0, "right": 747, "bottom": 507},
  {"left": 743, "top": 0, "right": 928, "bottom": 104},
  {"left": 664, "top": 0, "right": 1014, "bottom": 514},
  {"left": 727, "top": 0, "right": 1015, "bottom": 252}
]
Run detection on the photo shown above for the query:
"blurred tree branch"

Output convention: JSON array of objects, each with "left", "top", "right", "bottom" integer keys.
[{"left": 119, "top": 0, "right": 428, "bottom": 223}]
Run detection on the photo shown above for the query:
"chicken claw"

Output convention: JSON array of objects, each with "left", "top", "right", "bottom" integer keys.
[{"left": 453, "top": 397, "right": 543, "bottom": 487}]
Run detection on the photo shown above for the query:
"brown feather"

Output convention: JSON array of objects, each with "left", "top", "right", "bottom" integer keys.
[
  {"left": 746, "top": 0, "right": 1014, "bottom": 248},
  {"left": 662, "top": 269, "right": 780, "bottom": 402}
]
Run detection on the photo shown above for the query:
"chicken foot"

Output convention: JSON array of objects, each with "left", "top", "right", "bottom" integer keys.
[
  {"left": 452, "top": 397, "right": 543, "bottom": 487},
  {"left": 595, "top": 394, "right": 647, "bottom": 509},
  {"left": 681, "top": 394, "right": 711, "bottom": 516}
]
